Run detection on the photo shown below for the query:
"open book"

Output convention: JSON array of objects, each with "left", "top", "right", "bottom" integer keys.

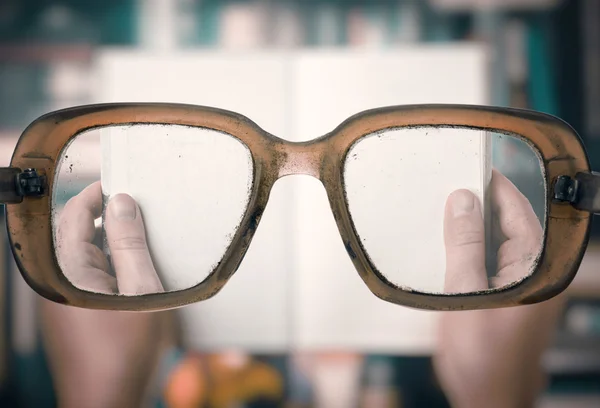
[{"left": 96, "top": 47, "right": 489, "bottom": 353}]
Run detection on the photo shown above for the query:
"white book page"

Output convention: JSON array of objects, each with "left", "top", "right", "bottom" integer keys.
[
  {"left": 94, "top": 50, "right": 292, "bottom": 351},
  {"left": 291, "top": 47, "right": 490, "bottom": 352},
  {"left": 344, "top": 126, "right": 491, "bottom": 294},
  {"left": 100, "top": 124, "right": 254, "bottom": 293}
]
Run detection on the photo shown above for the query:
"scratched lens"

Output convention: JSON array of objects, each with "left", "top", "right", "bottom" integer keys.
[
  {"left": 52, "top": 124, "right": 253, "bottom": 295},
  {"left": 343, "top": 126, "right": 545, "bottom": 295}
]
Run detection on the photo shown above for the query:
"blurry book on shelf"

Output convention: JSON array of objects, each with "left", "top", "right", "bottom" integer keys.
[
  {"left": 504, "top": 18, "right": 528, "bottom": 109},
  {"left": 138, "top": 0, "right": 180, "bottom": 50},
  {"left": 177, "top": 0, "right": 482, "bottom": 48},
  {"left": 310, "top": 0, "right": 345, "bottom": 46},
  {"left": 307, "top": 352, "right": 363, "bottom": 408},
  {"left": 269, "top": 1, "right": 304, "bottom": 48},
  {"left": 395, "top": 0, "right": 421, "bottom": 43},
  {"left": 563, "top": 299, "right": 600, "bottom": 338},
  {"left": 430, "top": 0, "right": 563, "bottom": 11},
  {"left": 359, "top": 356, "right": 399, "bottom": 408},
  {"left": 346, "top": 3, "right": 388, "bottom": 47},
  {"left": 581, "top": 0, "right": 600, "bottom": 140},
  {"left": 219, "top": 0, "right": 269, "bottom": 48}
]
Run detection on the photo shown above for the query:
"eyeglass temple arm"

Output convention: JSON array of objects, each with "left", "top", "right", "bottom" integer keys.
[
  {"left": 554, "top": 172, "right": 600, "bottom": 214},
  {"left": 0, "top": 167, "right": 46, "bottom": 204}
]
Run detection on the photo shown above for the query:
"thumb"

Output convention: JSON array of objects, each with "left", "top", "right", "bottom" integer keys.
[
  {"left": 105, "top": 194, "right": 164, "bottom": 295},
  {"left": 443, "top": 189, "right": 488, "bottom": 293}
]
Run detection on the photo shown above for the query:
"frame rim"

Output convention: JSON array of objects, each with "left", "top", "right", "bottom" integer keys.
[
  {"left": 8, "top": 103, "right": 280, "bottom": 310},
  {"left": 323, "top": 104, "right": 591, "bottom": 310}
]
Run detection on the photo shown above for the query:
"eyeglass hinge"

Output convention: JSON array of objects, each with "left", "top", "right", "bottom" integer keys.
[
  {"left": 553, "top": 175, "right": 579, "bottom": 204},
  {"left": 553, "top": 172, "right": 600, "bottom": 214},
  {"left": 0, "top": 168, "right": 46, "bottom": 204}
]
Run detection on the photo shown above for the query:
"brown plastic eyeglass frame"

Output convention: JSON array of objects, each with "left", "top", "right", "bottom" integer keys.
[{"left": 1, "top": 103, "right": 595, "bottom": 312}]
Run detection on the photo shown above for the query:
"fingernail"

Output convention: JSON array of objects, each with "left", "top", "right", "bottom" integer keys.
[
  {"left": 452, "top": 190, "right": 475, "bottom": 217},
  {"left": 109, "top": 195, "right": 136, "bottom": 221}
]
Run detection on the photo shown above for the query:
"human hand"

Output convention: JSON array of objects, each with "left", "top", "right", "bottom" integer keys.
[
  {"left": 40, "top": 182, "right": 173, "bottom": 408},
  {"left": 54, "top": 181, "right": 163, "bottom": 295},
  {"left": 434, "top": 170, "right": 563, "bottom": 408}
]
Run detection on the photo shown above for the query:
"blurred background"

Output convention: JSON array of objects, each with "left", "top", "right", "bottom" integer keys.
[{"left": 1, "top": 0, "right": 600, "bottom": 407}]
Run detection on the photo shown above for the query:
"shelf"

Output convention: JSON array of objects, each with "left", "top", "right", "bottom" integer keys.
[
  {"left": 0, "top": 43, "right": 93, "bottom": 63},
  {"left": 538, "top": 395, "right": 600, "bottom": 408}
]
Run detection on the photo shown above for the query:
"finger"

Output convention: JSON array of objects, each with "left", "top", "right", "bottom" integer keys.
[
  {"left": 444, "top": 189, "right": 489, "bottom": 293},
  {"left": 491, "top": 169, "right": 542, "bottom": 242},
  {"left": 68, "top": 266, "right": 118, "bottom": 294},
  {"left": 56, "top": 182, "right": 117, "bottom": 294},
  {"left": 492, "top": 238, "right": 542, "bottom": 288},
  {"left": 105, "top": 194, "right": 164, "bottom": 295},
  {"left": 62, "top": 242, "right": 117, "bottom": 294},
  {"left": 58, "top": 181, "right": 103, "bottom": 244},
  {"left": 490, "top": 170, "right": 543, "bottom": 287}
]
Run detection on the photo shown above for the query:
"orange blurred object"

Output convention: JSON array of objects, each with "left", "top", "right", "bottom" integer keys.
[
  {"left": 207, "top": 352, "right": 284, "bottom": 407},
  {"left": 164, "top": 351, "right": 284, "bottom": 408},
  {"left": 164, "top": 354, "right": 207, "bottom": 408}
]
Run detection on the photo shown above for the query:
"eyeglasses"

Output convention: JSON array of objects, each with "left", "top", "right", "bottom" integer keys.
[{"left": 1, "top": 103, "right": 596, "bottom": 312}]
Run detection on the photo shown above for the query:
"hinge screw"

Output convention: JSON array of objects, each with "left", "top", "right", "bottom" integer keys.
[
  {"left": 553, "top": 175, "right": 579, "bottom": 203},
  {"left": 17, "top": 168, "right": 45, "bottom": 197}
]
